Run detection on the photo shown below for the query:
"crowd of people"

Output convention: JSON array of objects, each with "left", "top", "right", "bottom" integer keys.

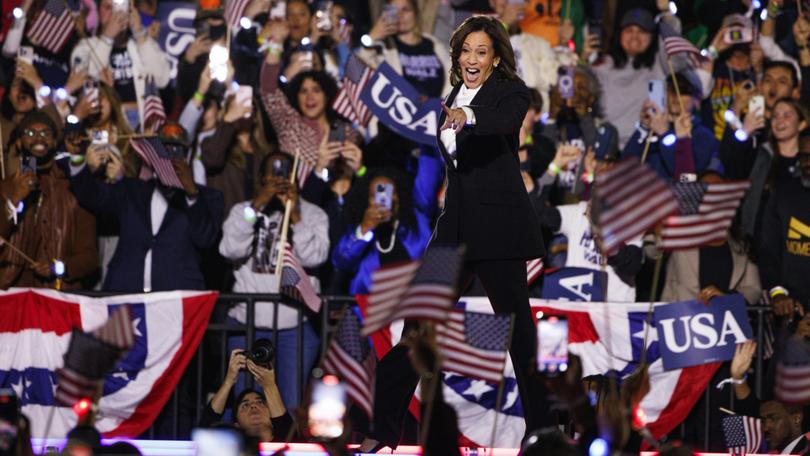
[{"left": 1, "top": 0, "right": 810, "bottom": 453}]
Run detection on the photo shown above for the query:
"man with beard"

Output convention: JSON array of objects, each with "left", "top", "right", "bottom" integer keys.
[
  {"left": 68, "top": 121, "right": 224, "bottom": 292},
  {"left": 760, "top": 400, "right": 809, "bottom": 454},
  {"left": 760, "top": 130, "right": 810, "bottom": 315},
  {"left": 0, "top": 111, "right": 97, "bottom": 289}
]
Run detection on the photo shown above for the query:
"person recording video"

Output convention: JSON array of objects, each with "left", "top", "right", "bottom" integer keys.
[
  {"left": 0, "top": 111, "right": 97, "bottom": 289},
  {"left": 200, "top": 344, "right": 293, "bottom": 442}
]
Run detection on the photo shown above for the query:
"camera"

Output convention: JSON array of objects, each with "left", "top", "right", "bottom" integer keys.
[{"left": 242, "top": 338, "right": 275, "bottom": 367}]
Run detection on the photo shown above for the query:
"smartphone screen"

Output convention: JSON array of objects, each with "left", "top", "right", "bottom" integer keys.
[
  {"left": 235, "top": 85, "right": 253, "bottom": 116},
  {"left": 382, "top": 4, "right": 398, "bottom": 23},
  {"left": 374, "top": 183, "right": 393, "bottom": 211},
  {"left": 328, "top": 125, "right": 345, "bottom": 144},
  {"left": 308, "top": 375, "right": 346, "bottom": 440},
  {"left": 270, "top": 0, "right": 286, "bottom": 20},
  {"left": 647, "top": 80, "right": 666, "bottom": 112},
  {"left": 558, "top": 67, "right": 574, "bottom": 100},
  {"left": 537, "top": 315, "right": 568, "bottom": 375},
  {"left": 748, "top": 95, "right": 765, "bottom": 117}
]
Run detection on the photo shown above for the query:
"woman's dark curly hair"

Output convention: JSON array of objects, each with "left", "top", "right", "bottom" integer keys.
[
  {"left": 608, "top": 22, "right": 659, "bottom": 70},
  {"left": 343, "top": 166, "right": 417, "bottom": 233},
  {"left": 448, "top": 15, "right": 520, "bottom": 87},
  {"left": 284, "top": 70, "right": 343, "bottom": 123}
]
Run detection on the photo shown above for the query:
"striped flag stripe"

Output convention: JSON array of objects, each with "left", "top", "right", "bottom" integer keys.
[
  {"left": 526, "top": 258, "right": 544, "bottom": 285},
  {"left": 323, "top": 348, "right": 373, "bottom": 415},
  {"left": 436, "top": 310, "right": 510, "bottom": 383},
  {"left": 224, "top": 0, "right": 251, "bottom": 29}
]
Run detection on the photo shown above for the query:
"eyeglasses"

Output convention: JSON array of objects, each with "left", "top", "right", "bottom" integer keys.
[{"left": 23, "top": 129, "right": 52, "bottom": 138}]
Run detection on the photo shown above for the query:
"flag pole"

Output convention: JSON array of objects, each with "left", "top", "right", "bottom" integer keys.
[
  {"left": 417, "top": 322, "right": 442, "bottom": 453},
  {"left": 0, "top": 124, "right": 5, "bottom": 180},
  {"left": 274, "top": 150, "right": 301, "bottom": 284},
  {"left": 640, "top": 133, "right": 653, "bottom": 164},
  {"left": 666, "top": 57, "right": 691, "bottom": 138},
  {"left": 0, "top": 233, "right": 37, "bottom": 266},
  {"left": 639, "top": 230, "right": 664, "bottom": 367},
  {"left": 487, "top": 314, "right": 515, "bottom": 452}
]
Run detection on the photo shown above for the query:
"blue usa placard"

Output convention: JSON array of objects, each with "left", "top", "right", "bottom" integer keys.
[
  {"left": 654, "top": 294, "right": 753, "bottom": 370},
  {"left": 541, "top": 267, "right": 608, "bottom": 302},
  {"left": 359, "top": 62, "right": 442, "bottom": 146}
]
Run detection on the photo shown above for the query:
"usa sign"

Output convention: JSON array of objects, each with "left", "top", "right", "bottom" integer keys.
[
  {"left": 360, "top": 62, "right": 442, "bottom": 146},
  {"left": 654, "top": 294, "right": 752, "bottom": 370}
]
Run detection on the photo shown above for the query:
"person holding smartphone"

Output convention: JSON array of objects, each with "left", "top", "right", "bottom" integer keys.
[
  {"left": 623, "top": 73, "right": 720, "bottom": 183},
  {"left": 0, "top": 111, "right": 98, "bottom": 290},
  {"left": 70, "top": 0, "right": 171, "bottom": 131},
  {"left": 358, "top": 0, "right": 451, "bottom": 99}
]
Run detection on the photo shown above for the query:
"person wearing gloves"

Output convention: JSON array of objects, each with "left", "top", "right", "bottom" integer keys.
[{"left": 219, "top": 152, "right": 329, "bottom": 410}]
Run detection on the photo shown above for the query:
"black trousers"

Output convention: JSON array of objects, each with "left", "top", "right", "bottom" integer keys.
[{"left": 370, "top": 258, "right": 551, "bottom": 446}]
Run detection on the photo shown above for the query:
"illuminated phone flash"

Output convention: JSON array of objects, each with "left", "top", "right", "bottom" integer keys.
[
  {"left": 12, "top": 7, "right": 24, "bottom": 19},
  {"left": 38, "top": 86, "right": 51, "bottom": 98},
  {"left": 662, "top": 133, "right": 677, "bottom": 147},
  {"left": 239, "top": 17, "right": 252, "bottom": 29},
  {"left": 52, "top": 260, "right": 65, "bottom": 277},
  {"left": 300, "top": 37, "right": 311, "bottom": 46},
  {"left": 668, "top": 1, "right": 677, "bottom": 14}
]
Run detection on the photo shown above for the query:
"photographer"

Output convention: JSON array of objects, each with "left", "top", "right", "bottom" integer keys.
[
  {"left": 201, "top": 349, "right": 293, "bottom": 442},
  {"left": 70, "top": 0, "right": 171, "bottom": 131},
  {"left": 219, "top": 152, "right": 329, "bottom": 409}
]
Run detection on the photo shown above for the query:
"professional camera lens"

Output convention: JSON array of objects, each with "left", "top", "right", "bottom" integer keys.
[{"left": 249, "top": 338, "right": 275, "bottom": 366}]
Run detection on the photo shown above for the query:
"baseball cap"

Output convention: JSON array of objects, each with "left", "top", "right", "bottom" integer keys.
[
  {"left": 157, "top": 121, "right": 190, "bottom": 148},
  {"left": 620, "top": 8, "right": 655, "bottom": 33}
]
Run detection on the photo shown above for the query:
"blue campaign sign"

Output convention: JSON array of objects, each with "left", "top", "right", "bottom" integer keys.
[
  {"left": 359, "top": 62, "right": 443, "bottom": 146},
  {"left": 654, "top": 294, "right": 753, "bottom": 371},
  {"left": 541, "top": 267, "right": 608, "bottom": 302},
  {"left": 156, "top": 2, "right": 198, "bottom": 80}
]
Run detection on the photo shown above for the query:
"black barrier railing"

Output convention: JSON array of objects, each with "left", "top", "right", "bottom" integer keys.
[{"left": 69, "top": 292, "right": 774, "bottom": 446}]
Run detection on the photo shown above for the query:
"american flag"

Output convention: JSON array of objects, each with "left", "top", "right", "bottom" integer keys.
[
  {"left": 775, "top": 338, "right": 810, "bottom": 406},
  {"left": 224, "top": 0, "right": 251, "bottom": 30},
  {"left": 280, "top": 244, "right": 321, "bottom": 313},
  {"left": 722, "top": 415, "right": 762, "bottom": 455},
  {"left": 142, "top": 76, "right": 166, "bottom": 133},
  {"left": 26, "top": 0, "right": 77, "bottom": 55},
  {"left": 593, "top": 159, "right": 679, "bottom": 255},
  {"left": 56, "top": 306, "right": 134, "bottom": 406},
  {"left": 332, "top": 54, "right": 373, "bottom": 127},
  {"left": 361, "top": 246, "right": 461, "bottom": 336},
  {"left": 660, "top": 181, "right": 750, "bottom": 250},
  {"left": 130, "top": 137, "right": 183, "bottom": 189},
  {"left": 322, "top": 310, "right": 375, "bottom": 418},
  {"left": 526, "top": 258, "right": 544, "bottom": 286},
  {"left": 660, "top": 21, "right": 702, "bottom": 67},
  {"left": 436, "top": 310, "right": 512, "bottom": 383}
]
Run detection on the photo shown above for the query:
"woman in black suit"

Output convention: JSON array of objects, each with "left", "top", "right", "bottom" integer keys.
[
  {"left": 360, "top": 16, "right": 547, "bottom": 451},
  {"left": 435, "top": 14, "right": 547, "bottom": 438}
]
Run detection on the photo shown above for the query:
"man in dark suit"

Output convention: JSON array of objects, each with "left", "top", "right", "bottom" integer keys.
[{"left": 68, "top": 122, "right": 223, "bottom": 292}]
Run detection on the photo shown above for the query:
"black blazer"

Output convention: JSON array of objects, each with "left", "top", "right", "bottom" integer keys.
[{"left": 433, "top": 75, "right": 545, "bottom": 261}]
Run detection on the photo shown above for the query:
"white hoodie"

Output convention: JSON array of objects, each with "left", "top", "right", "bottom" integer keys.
[{"left": 220, "top": 199, "right": 330, "bottom": 329}]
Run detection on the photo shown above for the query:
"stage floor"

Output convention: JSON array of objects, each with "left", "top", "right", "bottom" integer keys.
[{"left": 30, "top": 439, "right": 780, "bottom": 455}]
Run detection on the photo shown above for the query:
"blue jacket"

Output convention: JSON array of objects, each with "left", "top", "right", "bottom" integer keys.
[
  {"left": 69, "top": 165, "right": 224, "bottom": 292},
  {"left": 623, "top": 117, "right": 721, "bottom": 181},
  {"left": 332, "top": 148, "right": 443, "bottom": 295}
]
